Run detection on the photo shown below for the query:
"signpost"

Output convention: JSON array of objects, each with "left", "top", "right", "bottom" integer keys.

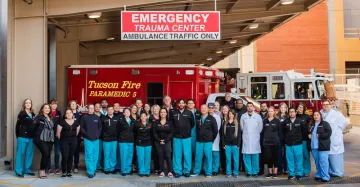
[{"left": 121, "top": 11, "right": 221, "bottom": 40}]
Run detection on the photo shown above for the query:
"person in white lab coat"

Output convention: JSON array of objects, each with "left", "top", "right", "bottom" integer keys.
[
  {"left": 320, "top": 100, "right": 347, "bottom": 178},
  {"left": 240, "top": 102, "right": 263, "bottom": 177},
  {"left": 208, "top": 103, "right": 222, "bottom": 175}
]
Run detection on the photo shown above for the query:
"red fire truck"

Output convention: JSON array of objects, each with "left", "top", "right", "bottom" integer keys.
[
  {"left": 67, "top": 64, "right": 224, "bottom": 111},
  {"left": 236, "top": 70, "right": 335, "bottom": 115}
]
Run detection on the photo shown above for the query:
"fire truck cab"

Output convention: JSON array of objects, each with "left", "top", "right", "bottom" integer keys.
[{"left": 236, "top": 70, "right": 334, "bottom": 114}]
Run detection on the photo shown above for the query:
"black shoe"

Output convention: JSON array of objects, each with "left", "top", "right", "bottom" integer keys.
[
  {"left": 212, "top": 172, "right": 218, "bottom": 176},
  {"left": 111, "top": 170, "right": 117, "bottom": 174},
  {"left": 321, "top": 179, "right": 329, "bottom": 183},
  {"left": 246, "top": 174, "right": 251, "bottom": 178},
  {"left": 88, "top": 174, "right": 94, "bottom": 178},
  {"left": 272, "top": 174, "right": 278, "bottom": 179},
  {"left": 139, "top": 174, "right": 144, "bottom": 177},
  {"left": 253, "top": 174, "right": 259, "bottom": 178},
  {"left": 104, "top": 171, "right": 110, "bottom": 175},
  {"left": 121, "top": 173, "right": 126, "bottom": 176},
  {"left": 25, "top": 172, "right": 35, "bottom": 176},
  {"left": 145, "top": 174, "right": 150, "bottom": 177},
  {"left": 288, "top": 176, "right": 295, "bottom": 180},
  {"left": 66, "top": 173, "right": 73, "bottom": 178},
  {"left": 296, "top": 176, "right": 302, "bottom": 180},
  {"left": 265, "top": 173, "right": 272, "bottom": 178},
  {"left": 330, "top": 174, "right": 341, "bottom": 178},
  {"left": 258, "top": 172, "right": 264, "bottom": 176},
  {"left": 303, "top": 174, "right": 309, "bottom": 177},
  {"left": 61, "top": 174, "right": 66, "bottom": 179},
  {"left": 174, "top": 173, "right": 181, "bottom": 178},
  {"left": 16, "top": 173, "right": 24, "bottom": 178},
  {"left": 184, "top": 173, "right": 190, "bottom": 178},
  {"left": 315, "top": 177, "right": 321, "bottom": 181},
  {"left": 154, "top": 170, "right": 159, "bottom": 175}
]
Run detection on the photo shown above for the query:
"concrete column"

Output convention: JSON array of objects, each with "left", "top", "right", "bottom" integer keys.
[
  {"left": 240, "top": 43, "right": 255, "bottom": 73},
  {"left": 327, "top": 0, "right": 337, "bottom": 75}
]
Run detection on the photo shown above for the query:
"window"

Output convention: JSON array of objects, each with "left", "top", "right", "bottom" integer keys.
[
  {"left": 316, "top": 80, "right": 326, "bottom": 99},
  {"left": 343, "top": 0, "right": 360, "bottom": 38},
  {"left": 146, "top": 83, "right": 163, "bottom": 106},
  {"left": 272, "top": 83, "right": 285, "bottom": 99},
  {"left": 294, "top": 82, "right": 314, "bottom": 99},
  {"left": 215, "top": 96, "right": 236, "bottom": 106},
  {"left": 250, "top": 77, "right": 267, "bottom": 99}
]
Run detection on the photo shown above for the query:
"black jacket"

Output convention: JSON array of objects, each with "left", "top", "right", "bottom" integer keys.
[
  {"left": 297, "top": 113, "right": 311, "bottom": 141},
  {"left": 153, "top": 120, "right": 173, "bottom": 143},
  {"left": 283, "top": 118, "right": 305, "bottom": 146},
  {"left": 117, "top": 118, "right": 135, "bottom": 143},
  {"left": 235, "top": 106, "right": 247, "bottom": 122},
  {"left": 221, "top": 121, "right": 241, "bottom": 148},
  {"left": 135, "top": 122, "right": 152, "bottom": 146},
  {"left": 195, "top": 115, "right": 218, "bottom": 142},
  {"left": 149, "top": 115, "right": 160, "bottom": 123},
  {"left": 101, "top": 115, "right": 119, "bottom": 142},
  {"left": 50, "top": 110, "right": 61, "bottom": 134},
  {"left": 222, "top": 99, "right": 235, "bottom": 109},
  {"left": 189, "top": 109, "right": 201, "bottom": 125},
  {"left": 80, "top": 114, "right": 102, "bottom": 140},
  {"left": 16, "top": 111, "right": 36, "bottom": 138},
  {"left": 34, "top": 115, "right": 55, "bottom": 142},
  {"left": 309, "top": 121, "right": 332, "bottom": 151},
  {"left": 114, "top": 112, "right": 124, "bottom": 119},
  {"left": 172, "top": 109, "right": 195, "bottom": 139},
  {"left": 260, "top": 111, "right": 268, "bottom": 119},
  {"left": 262, "top": 118, "right": 281, "bottom": 146}
]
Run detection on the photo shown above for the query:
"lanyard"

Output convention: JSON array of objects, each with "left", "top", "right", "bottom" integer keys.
[{"left": 322, "top": 110, "right": 331, "bottom": 120}]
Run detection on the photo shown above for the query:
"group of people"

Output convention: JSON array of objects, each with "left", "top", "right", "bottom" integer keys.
[{"left": 15, "top": 93, "right": 347, "bottom": 183}]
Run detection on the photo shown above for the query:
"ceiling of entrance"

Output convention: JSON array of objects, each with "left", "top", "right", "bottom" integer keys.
[{"left": 48, "top": 0, "right": 323, "bottom": 65}]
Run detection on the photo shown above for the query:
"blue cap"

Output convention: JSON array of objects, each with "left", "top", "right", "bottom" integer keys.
[{"left": 208, "top": 103, "right": 215, "bottom": 108}]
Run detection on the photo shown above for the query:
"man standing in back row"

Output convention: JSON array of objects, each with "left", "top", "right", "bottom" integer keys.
[{"left": 172, "top": 99, "right": 195, "bottom": 178}]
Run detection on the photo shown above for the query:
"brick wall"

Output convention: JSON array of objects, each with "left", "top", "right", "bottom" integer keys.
[{"left": 255, "top": 2, "right": 329, "bottom": 74}]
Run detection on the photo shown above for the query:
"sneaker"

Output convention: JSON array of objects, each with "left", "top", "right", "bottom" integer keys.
[
  {"left": 154, "top": 170, "right": 159, "bottom": 175},
  {"left": 184, "top": 173, "right": 190, "bottom": 178},
  {"left": 111, "top": 170, "right": 117, "bottom": 174},
  {"left": 74, "top": 168, "right": 79, "bottom": 174},
  {"left": 321, "top": 179, "right": 329, "bottom": 183},
  {"left": 55, "top": 169, "right": 61, "bottom": 175},
  {"left": 66, "top": 173, "right": 73, "bottom": 178},
  {"left": 234, "top": 175, "right": 239, "bottom": 178},
  {"left": 315, "top": 177, "right": 321, "bottom": 181},
  {"left": 167, "top": 172, "right": 173, "bottom": 178},
  {"left": 190, "top": 173, "right": 198, "bottom": 177},
  {"left": 139, "top": 174, "right": 144, "bottom": 177},
  {"left": 49, "top": 169, "right": 54, "bottom": 175},
  {"left": 246, "top": 174, "right": 251, "bottom": 178},
  {"left": 61, "top": 174, "right": 66, "bottom": 179},
  {"left": 15, "top": 173, "right": 24, "bottom": 178},
  {"left": 104, "top": 171, "right": 110, "bottom": 175},
  {"left": 226, "top": 175, "right": 232, "bottom": 178},
  {"left": 272, "top": 174, "right": 278, "bottom": 179},
  {"left": 159, "top": 172, "right": 165, "bottom": 178},
  {"left": 266, "top": 173, "right": 272, "bottom": 179},
  {"left": 174, "top": 173, "right": 181, "bottom": 178},
  {"left": 121, "top": 173, "right": 127, "bottom": 176},
  {"left": 205, "top": 175, "right": 212, "bottom": 178},
  {"left": 25, "top": 172, "right": 35, "bottom": 176},
  {"left": 296, "top": 176, "right": 302, "bottom": 180},
  {"left": 253, "top": 174, "right": 259, "bottom": 178},
  {"left": 145, "top": 174, "right": 150, "bottom": 177},
  {"left": 88, "top": 174, "right": 94, "bottom": 178},
  {"left": 288, "top": 176, "right": 295, "bottom": 180},
  {"left": 303, "top": 174, "right": 309, "bottom": 177},
  {"left": 212, "top": 172, "right": 218, "bottom": 176}
]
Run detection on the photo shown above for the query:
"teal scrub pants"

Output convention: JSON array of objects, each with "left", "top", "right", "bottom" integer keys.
[
  {"left": 173, "top": 137, "right": 192, "bottom": 175},
  {"left": 225, "top": 146, "right": 239, "bottom": 175},
  {"left": 286, "top": 144, "right": 303, "bottom": 177},
  {"left": 115, "top": 145, "right": 121, "bottom": 170},
  {"left": 302, "top": 141, "right": 311, "bottom": 175},
  {"left": 97, "top": 139, "right": 103, "bottom": 170},
  {"left": 212, "top": 151, "right": 220, "bottom": 173},
  {"left": 312, "top": 149, "right": 330, "bottom": 181},
  {"left": 15, "top": 137, "right": 34, "bottom": 174},
  {"left": 136, "top": 145, "right": 152, "bottom": 175},
  {"left": 193, "top": 142, "right": 213, "bottom": 176},
  {"left": 243, "top": 154, "right": 259, "bottom": 175},
  {"left": 84, "top": 138, "right": 99, "bottom": 175},
  {"left": 119, "top": 142, "right": 134, "bottom": 174},
  {"left": 103, "top": 141, "right": 117, "bottom": 172}
]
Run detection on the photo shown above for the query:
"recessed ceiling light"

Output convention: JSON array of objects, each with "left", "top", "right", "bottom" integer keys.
[
  {"left": 207, "top": 57, "right": 213, "bottom": 61},
  {"left": 216, "top": 50, "right": 223, "bottom": 54},
  {"left": 249, "top": 23, "right": 259, "bottom": 29},
  {"left": 280, "top": 0, "right": 294, "bottom": 5},
  {"left": 87, "top": 12, "right": 102, "bottom": 19},
  {"left": 107, "top": 37, "right": 115, "bottom": 41},
  {"left": 229, "top": 40, "right": 237, "bottom": 44}
]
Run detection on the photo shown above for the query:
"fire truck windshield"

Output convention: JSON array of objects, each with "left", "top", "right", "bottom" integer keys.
[{"left": 316, "top": 80, "right": 326, "bottom": 99}]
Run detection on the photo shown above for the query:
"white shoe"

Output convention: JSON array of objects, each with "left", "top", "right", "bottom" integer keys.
[
  {"left": 74, "top": 168, "right": 79, "bottom": 173},
  {"left": 227, "top": 175, "right": 232, "bottom": 178},
  {"left": 205, "top": 175, "right": 212, "bottom": 178},
  {"left": 190, "top": 173, "right": 198, "bottom": 177}
]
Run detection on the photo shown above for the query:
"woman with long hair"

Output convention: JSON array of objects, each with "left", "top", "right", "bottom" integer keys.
[
  {"left": 57, "top": 109, "right": 80, "bottom": 178},
  {"left": 262, "top": 106, "right": 281, "bottom": 179},
  {"left": 144, "top": 103, "right": 151, "bottom": 118},
  {"left": 135, "top": 113, "right": 153, "bottom": 177},
  {"left": 276, "top": 102, "right": 288, "bottom": 175},
  {"left": 221, "top": 109, "right": 241, "bottom": 178},
  {"left": 34, "top": 103, "right": 55, "bottom": 179},
  {"left": 15, "top": 98, "right": 36, "bottom": 178},
  {"left": 153, "top": 108, "right": 174, "bottom": 178},
  {"left": 69, "top": 100, "right": 82, "bottom": 173},
  {"left": 117, "top": 108, "right": 135, "bottom": 176},
  {"left": 309, "top": 111, "right": 332, "bottom": 183},
  {"left": 296, "top": 102, "right": 311, "bottom": 177},
  {"left": 219, "top": 105, "right": 230, "bottom": 174},
  {"left": 149, "top": 104, "right": 161, "bottom": 174},
  {"left": 130, "top": 104, "right": 139, "bottom": 122}
]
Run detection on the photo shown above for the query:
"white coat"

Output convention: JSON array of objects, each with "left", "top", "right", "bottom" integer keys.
[
  {"left": 320, "top": 109, "right": 347, "bottom": 155},
  {"left": 240, "top": 112, "right": 263, "bottom": 154},
  {"left": 211, "top": 113, "right": 222, "bottom": 151}
]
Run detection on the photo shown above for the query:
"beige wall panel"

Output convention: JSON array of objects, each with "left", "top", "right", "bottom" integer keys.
[
  {"left": 56, "top": 26, "right": 78, "bottom": 42},
  {"left": 80, "top": 56, "right": 97, "bottom": 65},
  {"left": 46, "top": 0, "right": 169, "bottom": 16},
  {"left": 56, "top": 42, "right": 79, "bottom": 111},
  {"left": 7, "top": 0, "right": 14, "bottom": 159},
  {"left": 77, "top": 23, "right": 121, "bottom": 41},
  {"left": 15, "top": 0, "right": 44, "bottom": 18}
]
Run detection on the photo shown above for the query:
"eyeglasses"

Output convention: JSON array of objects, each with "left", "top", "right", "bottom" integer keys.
[{"left": 322, "top": 104, "right": 330, "bottom": 106}]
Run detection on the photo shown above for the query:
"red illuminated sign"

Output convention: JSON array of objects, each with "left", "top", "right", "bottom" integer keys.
[{"left": 121, "top": 11, "right": 220, "bottom": 40}]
